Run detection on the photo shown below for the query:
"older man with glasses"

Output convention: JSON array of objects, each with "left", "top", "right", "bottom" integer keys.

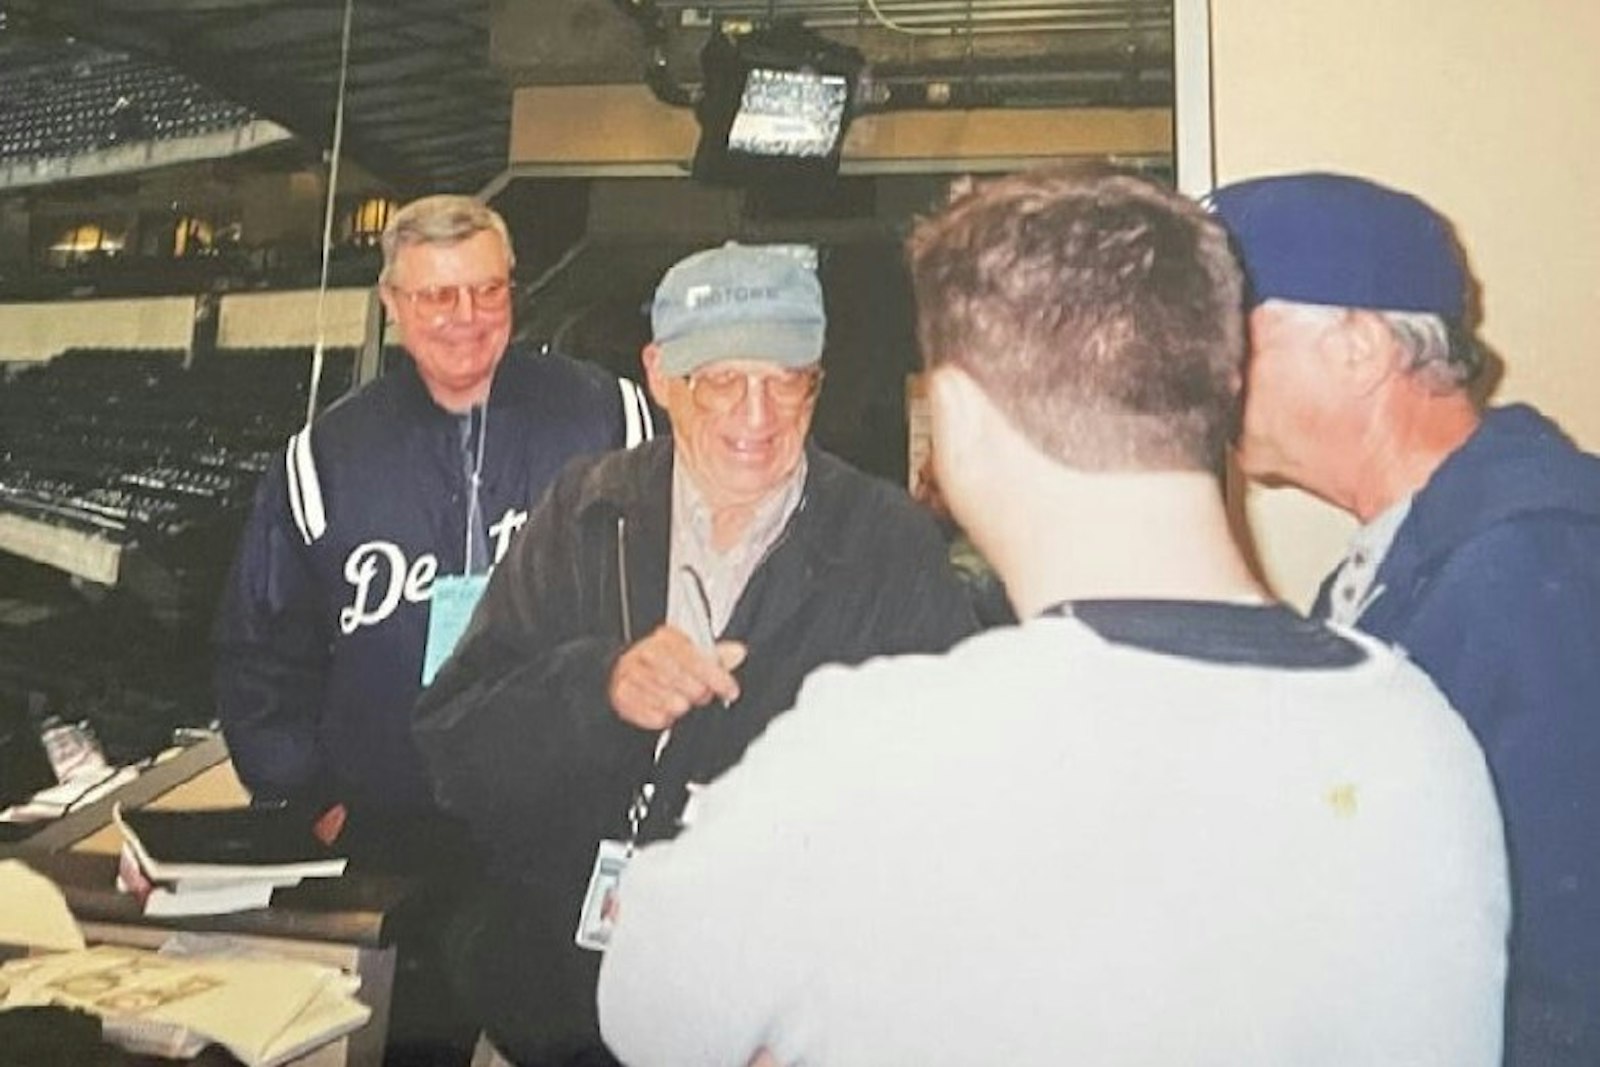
[
  {"left": 414, "top": 242, "right": 977, "bottom": 1067},
  {"left": 215, "top": 194, "right": 653, "bottom": 874}
]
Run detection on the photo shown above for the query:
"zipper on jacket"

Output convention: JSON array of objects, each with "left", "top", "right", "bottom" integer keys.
[{"left": 723, "top": 492, "right": 809, "bottom": 636}]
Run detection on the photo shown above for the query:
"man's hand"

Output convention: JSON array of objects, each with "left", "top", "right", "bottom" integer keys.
[{"left": 608, "top": 624, "right": 748, "bottom": 730}]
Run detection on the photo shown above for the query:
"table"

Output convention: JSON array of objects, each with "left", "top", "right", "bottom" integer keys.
[
  {"left": 2, "top": 740, "right": 423, "bottom": 1067},
  {"left": 0, "top": 736, "right": 232, "bottom": 857}
]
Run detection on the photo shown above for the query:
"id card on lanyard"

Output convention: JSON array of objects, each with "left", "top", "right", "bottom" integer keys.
[
  {"left": 421, "top": 401, "right": 493, "bottom": 686},
  {"left": 421, "top": 572, "right": 489, "bottom": 685},
  {"left": 575, "top": 565, "right": 718, "bottom": 952}
]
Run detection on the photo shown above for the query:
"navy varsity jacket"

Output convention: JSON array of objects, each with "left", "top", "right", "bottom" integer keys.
[{"left": 213, "top": 344, "right": 654, "bottom": 820}]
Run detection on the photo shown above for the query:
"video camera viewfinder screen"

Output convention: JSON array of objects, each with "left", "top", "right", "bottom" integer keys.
[{"left": 727, "top": 67, "right": 850, "bottom": 159}]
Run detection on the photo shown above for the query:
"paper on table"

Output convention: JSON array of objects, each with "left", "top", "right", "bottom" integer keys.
[
  {"left": 0, "top": 766, "right": 138, "bottom": 823},
  {"left": 0, "top": 944, "right": 371, "bottom": 1067},
  {"left": 0, "top": 859, "right": 87, "bottom": 952},
  {"left": 116, "top": 843, "right": 297, "bottom": 918}
]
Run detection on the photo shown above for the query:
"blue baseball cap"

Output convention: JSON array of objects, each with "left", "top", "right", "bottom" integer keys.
[
  {"left": 651, "top": 242, "right": 826, "bottom": 376},
  {"left": 1208, "top": 173, "right": 1467, "bottom": 320}
]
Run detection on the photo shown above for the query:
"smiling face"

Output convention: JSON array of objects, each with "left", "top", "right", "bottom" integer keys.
[
  {"left": 380, "top": 228, "right": 513, "bottom": 412},
  {"left": 644, "top": 347, "right": 817, "bottom": 511}
]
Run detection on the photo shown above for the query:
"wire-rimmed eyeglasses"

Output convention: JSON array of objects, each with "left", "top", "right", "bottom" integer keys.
[
  {"left": 386, "top": 279, "right": 514, "bottom": 319},
  {"left": 683, "top": 366, "right": 824, "bottom": 415}
]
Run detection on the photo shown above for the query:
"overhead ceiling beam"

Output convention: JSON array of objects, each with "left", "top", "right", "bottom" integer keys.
[{"left": 9, "top": 0, "right": 509, "bottom": 193}]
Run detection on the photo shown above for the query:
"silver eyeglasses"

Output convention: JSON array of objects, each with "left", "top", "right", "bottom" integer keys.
[
  {"left": 386, "top": 279, "right": 513, "bottom": 318},
  {"left": 683, "top": 367, "right": 824, "bottom": 414}
]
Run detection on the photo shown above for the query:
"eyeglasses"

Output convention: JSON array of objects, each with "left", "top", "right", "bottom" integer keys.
[
  {"left": 683, "top": 367, "right": 824, "bottom": 414},
  {"left": 387, "top": 280, "right": 513, "bottom": 318}
]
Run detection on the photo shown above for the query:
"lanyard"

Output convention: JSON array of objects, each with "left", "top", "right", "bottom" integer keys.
[
  {"left": 421, "top": 399, "right": 492, "bottom": 685},
  {"left": 622, "top": 564, "right": 717, "bottom": 846},
  {"left": 461, "top": 399, "right": 490, "bottom": 574}
]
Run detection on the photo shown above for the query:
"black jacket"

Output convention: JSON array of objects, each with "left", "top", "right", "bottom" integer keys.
[{"left": 414, "top": 437, "right": 977, "bottom": 1063}]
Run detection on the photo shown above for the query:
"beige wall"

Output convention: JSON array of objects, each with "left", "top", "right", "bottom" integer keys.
[
  {"left": 216, "top": 289, "right": 374, "bottom": 349},
  {"left": 0, "top": 290, "right": 376, "bottom": 360},
  {"left": 509, "top": 84, "right": 1171, "bottom": 172},
  {"left": 1211, "top": 0, "right": 1600, "bottom": 605},
  {"left": 0, "top": 297, "right": 195, "bottom": 361}
]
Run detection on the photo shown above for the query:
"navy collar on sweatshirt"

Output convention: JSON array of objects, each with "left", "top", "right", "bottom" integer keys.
[{"left": 1041, "top": 600, "right": 1367, "bottom": 669}]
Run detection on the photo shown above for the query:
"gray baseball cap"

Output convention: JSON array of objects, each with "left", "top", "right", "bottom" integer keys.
[{"left": 651, "top": 242, "right": 826, "bottom": 376}]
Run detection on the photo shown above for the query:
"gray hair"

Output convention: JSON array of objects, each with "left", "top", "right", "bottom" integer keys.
[
  {"left": 1279, "top": 303, "right": 1480, "bottom": 394},
  {"left": 1378, "top": 310, "right": 1482, "bottom": 392},
  {"left": 379, "top": 194, "right": 515, "bottom": 285}
]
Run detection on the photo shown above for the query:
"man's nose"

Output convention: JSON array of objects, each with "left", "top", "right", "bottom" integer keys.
[
  {"left": 737, "top": 376, "right": 773, "bottom": 425},
  {"left": 447, "top": 288, "right": 478, "bottom": 322}
]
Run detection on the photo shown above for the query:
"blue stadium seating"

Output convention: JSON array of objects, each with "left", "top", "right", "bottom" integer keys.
[{"left": 0, "top": 47, "right": 252, "bottom": 163}]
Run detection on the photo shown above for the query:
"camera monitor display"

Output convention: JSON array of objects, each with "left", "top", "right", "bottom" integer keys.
[
  {"left": 727, "top": 67, "right": 851, "bottom": 160},
  {"left": 692, "top": 24, "right": 863, "bottom": 188}
]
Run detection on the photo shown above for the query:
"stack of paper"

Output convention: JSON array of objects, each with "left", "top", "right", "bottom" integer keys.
[
  {"left": 0, "top": 766, "right": 138, "bottom": 824},
  {"left": 0, "top": 858, "right": 88, "bottom": 952},
  {"left": 114, "top": 802, "right": 346, "bottom": 917},
  {"left": 0, "top": 944, "right": 370, "bottom": 1067}
]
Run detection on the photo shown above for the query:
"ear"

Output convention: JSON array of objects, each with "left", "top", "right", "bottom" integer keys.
[
  {"left": 927, "top": 365, "right": 990, "bottom": 483},
  {"left": 1334, "top": 310, "right": 1404, "bottom": 398},
  {"left": 640, "top": 344, "right": 673, "bottom": 408},
  {"left": 378, "top": 285, "right": 400, "bottom": 324}
]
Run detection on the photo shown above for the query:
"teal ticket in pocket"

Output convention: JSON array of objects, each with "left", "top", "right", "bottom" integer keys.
[{"left": 421, "top": 573, "right": 489, "bottom": 685}]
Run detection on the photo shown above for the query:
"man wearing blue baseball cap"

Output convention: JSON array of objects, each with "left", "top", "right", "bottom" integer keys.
[
  {"left": 1213, "top": 172, "right": 1600, "bottom": 1067},
  {"left": 413, "top": 242, "right": 976, "bottom": 1067}
]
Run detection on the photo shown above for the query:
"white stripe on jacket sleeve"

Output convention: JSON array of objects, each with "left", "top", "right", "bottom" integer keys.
[
  {"left": 286, "top": 427, "right": 328, "bottom": 545},
  {"left": 619, "top": 378, "right": 654, "bottom": 447}
]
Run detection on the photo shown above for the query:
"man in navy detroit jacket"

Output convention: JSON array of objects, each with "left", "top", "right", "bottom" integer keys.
[
  {"left": 213, "top": 194, "right": 653, "bottom": 866},
  {"left": 1213, "top": 172, "right": 1600, "bottom": 1066}
]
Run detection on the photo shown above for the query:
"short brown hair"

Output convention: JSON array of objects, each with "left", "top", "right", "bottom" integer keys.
[{"left": 907, "top": 166, "right": 1244, "bottom": 471}]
